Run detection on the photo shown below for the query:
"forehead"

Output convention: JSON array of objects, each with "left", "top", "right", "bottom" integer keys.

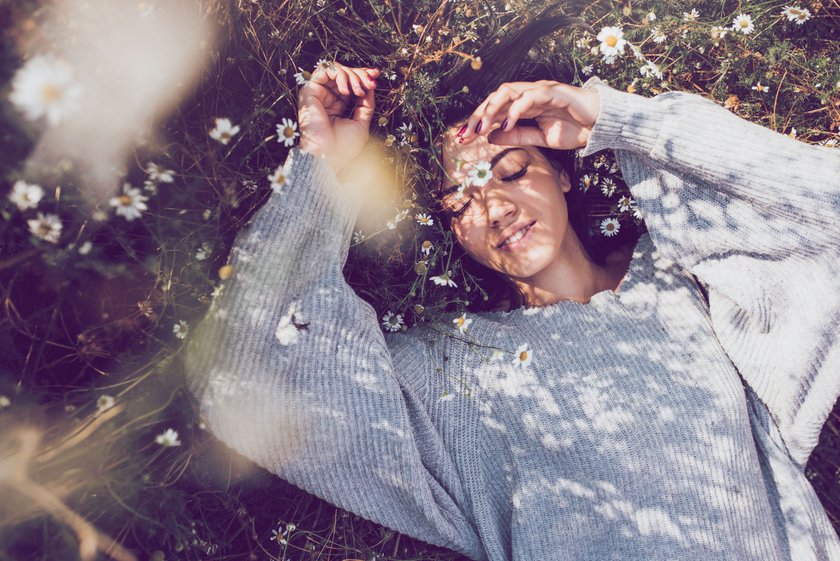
[{"left": 441, "top": 129, "right": 513, "bottom": 175}]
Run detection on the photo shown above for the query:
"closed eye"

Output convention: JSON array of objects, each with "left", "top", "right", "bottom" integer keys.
[{"left": 501, "top": 166, "right": 528, "bottom": 182}]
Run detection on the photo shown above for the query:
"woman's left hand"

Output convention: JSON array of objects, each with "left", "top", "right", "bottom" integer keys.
[{"left": 457, "top": 80, "right": 601, "bottom": 150}]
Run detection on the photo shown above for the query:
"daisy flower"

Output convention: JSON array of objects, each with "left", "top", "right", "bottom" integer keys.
[
  {"left": 651, "top": 27, "right": 667, "bottom": 43},
  {"left": 381, "top": 311, "right": 404, "bottom": 332},
  {"left": 639, "top": 60, "right": 663, "bottom": 79},
  {"left": 173, "top": 320, "right": 189, "bottom": 340},
  {"left": 145, "top": 162, "right": 175, "bottom": 183},
  {"left": 8, "top": 180, "right": 44, "bottom": 211},
  {"left": 315, "top": 59, "right": 332, "bottom": 71},
  {"left": 710, "top": 26, "right": 729, "bottom": 43},
  {"left": 352, "top": 230, "right": 366, "bottom": 244},
  {"left": 453, "top": 313, "right": 473, "bottom": 334},
  {"left": 617, "top": 195, "right": 634, "bottom": 212},
  {"left": 513, "top": 343, "right": 533, "bottom": 368},
  {"left": 27, "top": 212, "right": 62, "bottom": 243},
  {"left": 646, "top": 11, "right": 656, "bottom": 22},
  {"left": 421, "top": 240, "right": 433, "bottom": 256},
  {"left": 387, "top": 209, "right": 410, "bottom": 230},
  {"left": 600, "top": 217, "right": 621, "bottom": 237},
  {"left": 581, "top": 64, "right": 594, "bottom": 75},
  {"left": 275, "top": 313, "right": 299, "bottom": 346},
  {"left": 751, "top": 83, "right": 769, "bottom": 93},
  {"left": 731, "top": 14, "right": 755, "bottom": 35},
  {"left": 195, "top": 243, "right": 211, "bottom": 261},
  {"left": 781, "top": 6, "right": 811, "bottom": 24},
  {"left": 600, "top": 177, "right": 617, "bottom": 198},
  {"left": 96, "top": 395, "right": 115, "bottom": 415},
  {"left": 416, "top": 213, "right": 434, "bottom": 226},
  {"left": 430, "top": 271, "right": 457, "bottom": 288},
  {"left": 209, "top": 117, "right": 240, "bottom": 145},
  {"left": 0, "top": 395, "right": 10, "bottom": 409},
  {"left": 276, "top": 118, "right": 300, "bottom": 147},
  {"left": 596, "top": 26, "right": 627, "bottom": 58},
  {"left": 293, "top": 67, "right": 311, "bottom": 84},
  {"left": 580, "top": 173, "right": 596, "bottom": 192},
  {"left": 468, "top": 161, "right": 493, "bottom": 187},
  {"left": 268, "top": 164, "right": 288, "bottom": 194},
  {"left": 397, "top": 122, "right": 414, "bottom": 145},
  {"left": 630, "top": 201, "right": 643, "bottom": 220},
  {"left": 682, "top": 8, "right": 700, "bottom": 21},
  {"left": 109, "top": 183, "right": 149, "bottom": 221},
  {"left": 155, "top": 428, "right": 181, "bottom": 447},
  {"left": 9, "top": 55, "right": 83, "bottom": 126}
]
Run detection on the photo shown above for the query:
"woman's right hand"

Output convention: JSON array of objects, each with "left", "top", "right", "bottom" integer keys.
[{"left": 297, "top": 61, "right": 380, "bottom": 174}]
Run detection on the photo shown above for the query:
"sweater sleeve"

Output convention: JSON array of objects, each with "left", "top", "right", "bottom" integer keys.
[
  {"left": 580, "top": 78, "right": 840, "bottom": 470},
  {"left": 182, "top": 148, "right": 483, "bottom": 559}
]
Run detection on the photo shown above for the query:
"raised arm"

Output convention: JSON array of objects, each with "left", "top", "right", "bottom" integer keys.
[
  {"left": 183, "top": 148, "right": 481, "bottom": 557},
  {"left": 580, "top": 77, "right": 840, "bottom": 262}
]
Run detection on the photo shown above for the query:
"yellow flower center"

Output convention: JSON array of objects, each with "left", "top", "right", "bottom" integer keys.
[
  {"left": 739, "top": 20, "right": 749, "bottom": 28},
  {"left": 38, "top": 224, "right": 51, "bottom": 236},
  {"left": 118, "top": 195, "right": 132, "bottom": 206},
  {"left": 284, "top": 127, "right": 295, "bottom": 138},
  {"left": 41, "top": 84, "right": 60, "bottom": 102},
  {"left": 422, "top": 240, "right": 432, "bottom": 250},
  {"left": 519, "top": 351, "right": 528, "bottom": 362},
  {"left": 274, "top": 173, "right": 286, "bottom": 183},
  {"left": 606, "top": 36, "right": 618, "bottom": 47}
]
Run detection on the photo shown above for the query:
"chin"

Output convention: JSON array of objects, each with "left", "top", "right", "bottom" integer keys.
[{"left": 494, "top": 245, "right": 555, "bottom": 280}]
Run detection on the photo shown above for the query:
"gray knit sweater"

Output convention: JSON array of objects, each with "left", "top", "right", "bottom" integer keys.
[{"left": 183, "top": 78, "right": 840, "bottom": 561}]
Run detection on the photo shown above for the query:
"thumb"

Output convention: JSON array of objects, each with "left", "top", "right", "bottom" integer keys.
[
  {"left": 487, "top": 126, "right": 548, "bottom": 148},
  {"left": 352, "top": 86, "right": 376, "bottom": 129}
]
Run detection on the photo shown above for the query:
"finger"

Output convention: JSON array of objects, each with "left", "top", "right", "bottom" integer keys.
[
  {"left": 352, "top": 85, "right": 376, "bottom": 128},
  {"left": 350, "top": 67, "right": 378, "bottom": 89},
  {"left": 486, "top": 125, "right": 548, "bottom": 148},
  {"left": 343, "top": 67, "right": 366, "bottom": 97},
  {"left": 476, "top": 84, "right": 522, "bottom": 136},
  {"left": 333, "top": 68, "right": 352, "bottom": 96},
  {"left": 459, "top": 82, "right": 530, "bottom": 141},
  {"left": 503, "top": 86, "right": 558, "bottom": 132}
]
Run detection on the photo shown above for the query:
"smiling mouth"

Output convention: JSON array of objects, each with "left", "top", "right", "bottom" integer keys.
[{"left": 498, "top": 221, "right": 536, "bottom": 248}]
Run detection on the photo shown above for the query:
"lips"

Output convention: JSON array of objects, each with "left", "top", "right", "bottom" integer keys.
[{"left": 497, "top": 220, "right": 536, "bottom": 248}]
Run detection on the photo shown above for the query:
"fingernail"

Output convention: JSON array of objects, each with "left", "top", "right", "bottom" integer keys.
[
  {"left": 501, "top": 119, "right": 509, "bottom": 131},
  {"left": 457, "top": 124, "right": 467, "bottom": 136},
  {"left": 475, "top": 121, "right": 482, "bottom": 134}
]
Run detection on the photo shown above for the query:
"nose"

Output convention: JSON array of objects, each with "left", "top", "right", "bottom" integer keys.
[{"left": 486, "top": 194, "right": 517, "bottom": 229}]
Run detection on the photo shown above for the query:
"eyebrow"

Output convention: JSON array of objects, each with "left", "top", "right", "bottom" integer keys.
[{"left": 438, "top": 147, "right": 527, "bottom": 197}]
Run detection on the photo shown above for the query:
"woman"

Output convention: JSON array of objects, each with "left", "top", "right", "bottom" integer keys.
[{"left": 183, "top": 29, "right": 840, "bottom": 561}]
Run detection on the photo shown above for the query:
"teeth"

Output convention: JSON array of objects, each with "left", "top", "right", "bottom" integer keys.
[{"left": 502, "top": 223, "right": 530, "bottom": 247}]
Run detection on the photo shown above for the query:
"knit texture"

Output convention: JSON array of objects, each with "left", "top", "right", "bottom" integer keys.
[{"left": 183, "top": 79, "right": 840, "bottom": 561}]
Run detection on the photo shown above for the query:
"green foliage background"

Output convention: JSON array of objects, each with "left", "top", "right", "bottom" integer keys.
[{"left": 0, "top": 0, "right": 838, "bottom": 560}]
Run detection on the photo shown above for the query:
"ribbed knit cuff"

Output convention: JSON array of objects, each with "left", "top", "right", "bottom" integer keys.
[{"left": 580, "top": 77, "right": 665, "bottom": 158}]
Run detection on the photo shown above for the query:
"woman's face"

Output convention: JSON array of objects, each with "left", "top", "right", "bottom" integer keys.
[{"left": 439, "top": 127, "right": 573, "bottom": 281}]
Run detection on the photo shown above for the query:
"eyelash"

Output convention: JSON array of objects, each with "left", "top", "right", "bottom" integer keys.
[{"left": 451, "top": 166, "right": 529, "bottom": 217}]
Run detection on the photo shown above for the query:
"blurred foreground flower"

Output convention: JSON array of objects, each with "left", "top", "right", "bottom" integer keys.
[
  {"left": 27, "top": 212, "right": 63, "bottom": 243},
  {"left": 268, "top": 163, "right": 289, "bottom": 193},
  {"left": 209, "top": 117, "right": 240, "bottom": 144},
  {"left": 173, "top": 320, "right": 189, "bottom": 340},
  {"left": 8, "top": 180, "right": 44, "bottom": 211},
  {"left": 9, "top": 54, "right": 83, "bottom": 126},
  {"left": 0, "top": 395, "right": 11, "bottom": 409},
  {"left": 155, "top": 428, "right": 181, "bottom": 447},
  {"left": 468, "top": 161, "right": 493, "bottom": 187},
  {"left": 145, "top": 162, "right": 175, "bottom": 183},
  {"left": 109, "top": 183, "right": 149, "bottom": 221},
  {"left": 96, "top": 394, "right": 115, "bottom": 415}
]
